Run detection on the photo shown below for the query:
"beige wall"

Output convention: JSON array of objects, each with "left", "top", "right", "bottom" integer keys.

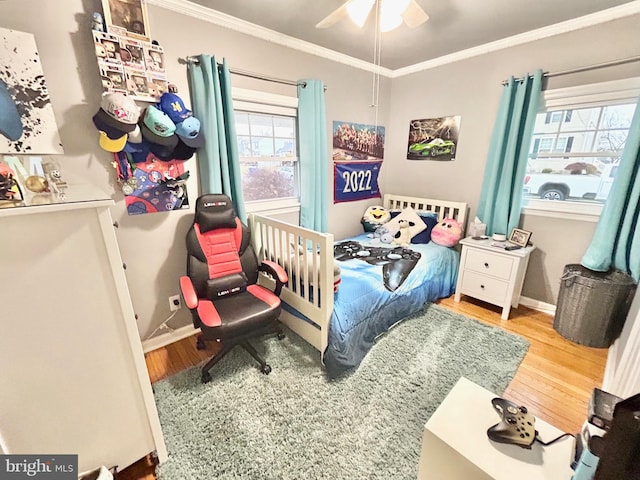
[
  {"left": 1, "top": 0, "right": 638, "bottom": 339},
  {"left": 385, "top": 14, "right": 640, "bottom": 304}
]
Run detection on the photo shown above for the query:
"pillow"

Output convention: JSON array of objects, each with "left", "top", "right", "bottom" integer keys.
[
  {"left": 361, "top": 205, "right": 391, "bottom": 232},
  {"left": 411, "top": 212, "right": 438, "bottom": 244},
  {"left": 431, "top": 217, "right": 463, "bottom": 247},
  {"left": 384, "top": 207, "right": 427, "bottom": 241}
]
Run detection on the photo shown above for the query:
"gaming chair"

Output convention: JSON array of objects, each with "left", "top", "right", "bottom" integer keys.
[{"left": 179, "top": 194, "right": 288, "bottom": 383}]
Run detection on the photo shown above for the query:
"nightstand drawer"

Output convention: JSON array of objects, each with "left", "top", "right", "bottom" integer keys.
[
  {"left": 464, "top": 249, "right": 514, "bottom": 280},
  {"left": 460, "top": 271, "right": 509, "bottom": 305}
]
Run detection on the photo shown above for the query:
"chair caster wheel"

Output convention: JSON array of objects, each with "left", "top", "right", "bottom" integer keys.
[
  {"left": 201, "top": 371, "right": 211, "bottom": 383},
  {"left": 277, "top": 331, "right": 285, "bottom": 340},
  {"left": 196, "top": 337, "right": 206, "bottom": 350},
  {"left": 261, "top": 364, "right": 272, "bottom": 375}
]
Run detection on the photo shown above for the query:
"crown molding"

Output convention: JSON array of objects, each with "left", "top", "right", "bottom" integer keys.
[
  {"left": 146, "top": 0, "right": 394, "bottom": 77},
  {"left": 391, "top": 1, "right": 640, "bottom": 77},
  {"left": 148, "top": 0, "right": 640, "bottom": 79}
]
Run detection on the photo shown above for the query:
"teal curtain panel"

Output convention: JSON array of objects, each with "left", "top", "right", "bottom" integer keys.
[
  {"left": 477, "top": 70, "right": 543, "bottom": 236},
  {"left": 297, "top": 79, "right": 329, "bottom": 232},
  {"left": 188, "top": 55, "right": 246, "bottom": 221},
  {"left": 582, "top": 96, "right": 640, "bottom": 282}
]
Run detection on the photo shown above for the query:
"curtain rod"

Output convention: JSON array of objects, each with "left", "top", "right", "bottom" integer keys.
[
  {"left": 501, "top": 55, "right": 640, "bottom": 85},
  {"left": 180, "top": 56, "right": 323, "bottom": 89}
]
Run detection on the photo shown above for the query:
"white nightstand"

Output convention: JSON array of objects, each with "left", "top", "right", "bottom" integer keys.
[
  {"left": 417, "top": 377, "right": 574, "bottom": 480},
  {"left": 454, "top": 237, "right": 535, "bottom": 320}
]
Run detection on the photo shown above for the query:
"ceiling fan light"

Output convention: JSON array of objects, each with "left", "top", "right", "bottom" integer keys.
[
  {"left": 380, "top": 0, "right": 411, "bottom": 17},
  {"left": 379, "top": 13, "right": 403, "bottom": 32},
  {"left": 346, "top": 0, "right": 376, "bottom": 28}
]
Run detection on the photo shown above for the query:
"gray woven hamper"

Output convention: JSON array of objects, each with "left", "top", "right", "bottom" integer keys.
[{"left": 553, "top": 264, "right": 636, "bottom": 348}]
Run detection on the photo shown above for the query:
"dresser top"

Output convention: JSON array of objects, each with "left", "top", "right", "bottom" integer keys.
[{"left": 459, "top": 236, "right": 536, "bottom": 257}]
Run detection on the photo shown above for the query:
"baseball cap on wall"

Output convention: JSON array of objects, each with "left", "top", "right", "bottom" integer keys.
[
  {"left": 93, "top": 111, "right": 130, "bottom": 140},
  {"left": 149, "top": 141, "right": 176, "bottom": 161},
  {"left": 128, "top": 124, "right": 143, "bottom": 143},
  {"left": 98, "top": 92, "right": 140, "bottom": 132},
  {"left": 175, "top": 116, "right": 205, "bottom": 148},
  {"left": 158, "top": 92, "right": 193, "bottom": 124},
  {"left": 171, "top": 138, "right": 197, "bottom": 160},
  {"left": 98, "top": 130, "right": 127, "bottom": 152},
  {"left": 139, "top": 106, "right": 178, "bottom": 148}
]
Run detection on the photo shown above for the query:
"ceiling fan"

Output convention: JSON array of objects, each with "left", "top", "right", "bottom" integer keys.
[{"left": 316, "top": 0, "right": 429, "bottom": 31}]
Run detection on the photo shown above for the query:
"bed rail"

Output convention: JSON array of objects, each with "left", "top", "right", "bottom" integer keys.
[{"left": 250, "top": 214, "right": 334, "bottom": 356}]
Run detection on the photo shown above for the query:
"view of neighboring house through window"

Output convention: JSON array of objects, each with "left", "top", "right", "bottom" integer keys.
[
  {"left": 522, "top": 78, "right": 639, "bottom": 219},
  {"left": 232, "top": 89, "right": 299, "bottom": 214},
  {"left": 235, "top": 111, "right": 297, "bottom": 202}
]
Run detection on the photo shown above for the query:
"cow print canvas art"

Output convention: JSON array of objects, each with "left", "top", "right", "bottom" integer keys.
[{"left": 0, "top": 27, "right": 64, "bottom": 154}]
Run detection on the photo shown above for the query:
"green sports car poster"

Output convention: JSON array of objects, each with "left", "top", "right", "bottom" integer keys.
[{"left": 407, "top": 115, "right": 461, "bottom": 161}]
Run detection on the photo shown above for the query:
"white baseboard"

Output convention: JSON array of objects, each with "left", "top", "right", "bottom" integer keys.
[
  {"left": 519, "top": 296, "right": 556, "bottom": 316},
  {"left": 142, "top": 324, "right": 200, "bottom": 353}
]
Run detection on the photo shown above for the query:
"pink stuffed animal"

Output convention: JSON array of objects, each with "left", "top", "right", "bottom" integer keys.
[{"left": 431, "top": 218, "right": 463, "bottom": 247}]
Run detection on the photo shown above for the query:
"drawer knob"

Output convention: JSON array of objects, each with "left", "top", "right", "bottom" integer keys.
[
  {"left": 484, "top": 262, "right": 489, "bottom": 268},
  {"left": 480, "top": 284, "right": 485, "bottom": 289}
]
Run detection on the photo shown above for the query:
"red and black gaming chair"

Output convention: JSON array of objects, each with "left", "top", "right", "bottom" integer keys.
[{"left": 179, "top": 194, "right": 288, "bottom": 383}]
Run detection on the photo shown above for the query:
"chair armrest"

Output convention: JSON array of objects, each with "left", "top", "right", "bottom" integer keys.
[
  {"left": 179, "top": 276, "right": 198, "bottom": 310},
  {"left": 197, "top": 300, "right": 221, "bottom": 327},
  {"left": 259, "top": 260, "right": 288, "bottom": 297}
]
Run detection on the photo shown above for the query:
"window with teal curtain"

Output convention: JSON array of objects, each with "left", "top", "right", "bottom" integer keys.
[
  {"left": 477, "top": 70, "right": 543, "bottom": 237},
  {"left": 582, "top": 95, "right": 640, "bottom": 282}
]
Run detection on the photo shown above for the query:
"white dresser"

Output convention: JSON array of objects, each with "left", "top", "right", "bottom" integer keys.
[
  {"left": 454, "top": 237, "right": 535, "bottom": 320},
  {"left": 0, "top": 186, "right": 166, "bottom": 473}
]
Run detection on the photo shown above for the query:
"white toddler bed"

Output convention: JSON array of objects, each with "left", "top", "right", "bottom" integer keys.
[{"left": 250, "top": 194, "right": 467, "bottom": 375}]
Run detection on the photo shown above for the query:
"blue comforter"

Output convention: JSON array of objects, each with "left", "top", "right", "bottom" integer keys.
[{"left": 323, "top": 234, "right": 459, "bottom": 377}]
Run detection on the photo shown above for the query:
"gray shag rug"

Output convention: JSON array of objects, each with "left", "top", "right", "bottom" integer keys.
[{"left": 153, "top": 304, "right": 529, "bottom": 480}]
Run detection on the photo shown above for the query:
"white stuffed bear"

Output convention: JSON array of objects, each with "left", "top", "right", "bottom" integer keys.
[
  {"left": 368, "top": 225, "right": 394, "bottom": 244},
  {"left": 393, "top": 219, "right": 413, "bottom": 247}
]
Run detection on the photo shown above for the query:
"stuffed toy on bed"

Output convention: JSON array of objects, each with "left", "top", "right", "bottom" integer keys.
[
  {"left": 393, "top": 219, "right": 413, "bottom": 247},
  {"left": 431, "top": 218, "right": 463, "bottom": 247},
  {"left": 368, "top": 225, "right": 394, "bottom": 244},
  {"left": 361, "top": 205, "right": 391, "bottom": 232}
]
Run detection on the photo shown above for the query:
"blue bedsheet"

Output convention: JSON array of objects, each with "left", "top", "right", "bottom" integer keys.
[{"left": 323, "top": 234, "right": 459, "bottom": 377}]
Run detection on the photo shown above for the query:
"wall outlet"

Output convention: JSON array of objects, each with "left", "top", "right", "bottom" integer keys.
[{"left": 169, "top": 294, "right": 182, "bottom": 312}]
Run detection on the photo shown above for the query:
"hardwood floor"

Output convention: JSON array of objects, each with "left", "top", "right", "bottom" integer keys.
[{"left": 119, "top": 296, "right": 607, "bottom": 479}]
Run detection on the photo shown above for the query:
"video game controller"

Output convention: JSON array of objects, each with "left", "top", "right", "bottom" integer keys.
[
  {"left": 334, "top": 241, "right": 421, "bottom": 292},
  {"left": 487, "top": 397, "right": 536, "bottom": 449}
]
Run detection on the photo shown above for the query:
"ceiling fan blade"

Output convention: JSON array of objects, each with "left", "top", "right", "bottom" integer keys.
[
  {"left": 316, "top": 3, "right": 349, "bottom": 29},
  {"left": 402, "top": 0, "right": 429, "bottom": 28}
]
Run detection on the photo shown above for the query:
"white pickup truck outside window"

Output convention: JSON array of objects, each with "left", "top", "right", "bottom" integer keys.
[{"left": 522, "top": 78, "right": 640, "bottom": 222}]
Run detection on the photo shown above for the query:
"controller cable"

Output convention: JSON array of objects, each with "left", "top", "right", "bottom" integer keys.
[{"left": 534, "top": 432, "right": 575, "bottom": 446}]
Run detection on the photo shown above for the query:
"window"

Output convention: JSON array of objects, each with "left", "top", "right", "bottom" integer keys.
[
  {"left": 232, "top": 88, "right": 299, "bottom": 214},
  {"left": 522, "top": 78, "right": 640, "bottom": 221}
]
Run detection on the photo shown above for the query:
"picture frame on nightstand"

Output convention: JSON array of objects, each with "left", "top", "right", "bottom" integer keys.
[{"left": 509, "top": 228, "right": 532, "bottom": 247}]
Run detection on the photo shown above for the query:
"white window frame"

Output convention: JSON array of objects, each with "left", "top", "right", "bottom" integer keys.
[
  {"left": 523, "top": 77, "right": 640, "bottom": 222},
  {"left": 232, "top": 87, "right": 300, "bottom": 216}
]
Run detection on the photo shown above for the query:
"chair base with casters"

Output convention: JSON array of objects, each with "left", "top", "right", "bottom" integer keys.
[
  {"left": 179, "top": 194, "right": 289, "bottom": 384},
  {"left": 195, "top": 323, "right": 286, "bottom": 383}
]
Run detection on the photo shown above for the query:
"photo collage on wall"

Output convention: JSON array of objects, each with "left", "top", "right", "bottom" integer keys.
[
  {"left": 93, "top": 0, "right": 168, "bottom": 102},
  {"left": 332, "top": 120, "right": 385, "bottom": 203}
]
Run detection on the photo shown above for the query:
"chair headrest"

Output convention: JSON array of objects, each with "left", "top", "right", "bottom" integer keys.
[{"left": 195, "top": 194, "right": 237, "bottom": 233}]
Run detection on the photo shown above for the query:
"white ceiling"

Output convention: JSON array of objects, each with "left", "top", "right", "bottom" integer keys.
[{"left": 187, "top": 0, "right": 636, "bottom": 70}]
